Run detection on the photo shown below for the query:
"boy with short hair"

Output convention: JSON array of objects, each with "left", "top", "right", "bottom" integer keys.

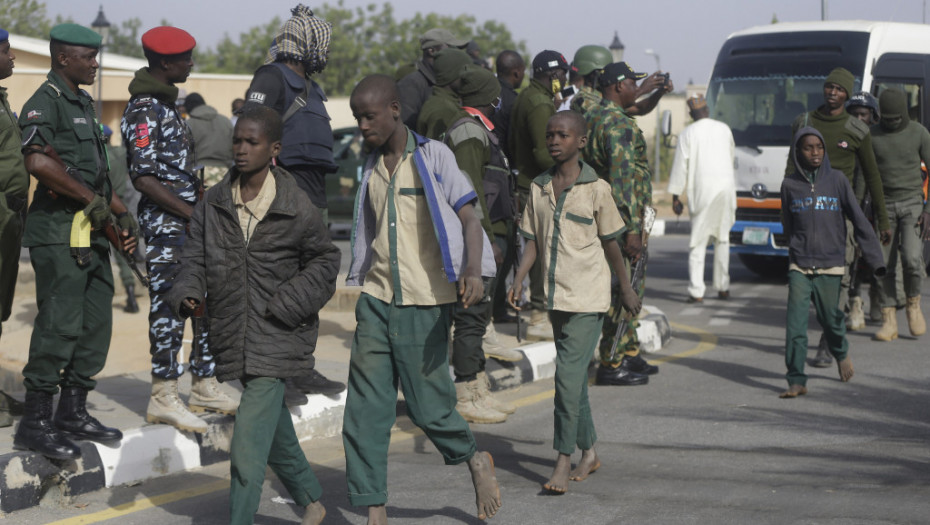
[
  {"left": 779, "top": 127, "right": 884, "bottom": 399},
  {"left": 342, "top": 74, "right": 501, "bottom": 525},
  {"left": 508, "top": 111, "right": 641, "bottom": 494},
  {"left": 170, "top": 105, "right": 340, "bottom": 525}
]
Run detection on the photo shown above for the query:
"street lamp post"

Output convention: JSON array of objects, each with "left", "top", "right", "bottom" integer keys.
[
  {"left": 91, "top": 5, "right": 111, "bottom": 122},
  {"left": 644, "top": 48, "right": 661, "bottom": 183}
]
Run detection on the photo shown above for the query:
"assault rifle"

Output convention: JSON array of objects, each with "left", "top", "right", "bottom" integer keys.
[
  {"left": 607, "top": 206, "right": 655, "bottom": 363},
  {"left": 37, "top": 142, "right": 149, "bottom": 287}
]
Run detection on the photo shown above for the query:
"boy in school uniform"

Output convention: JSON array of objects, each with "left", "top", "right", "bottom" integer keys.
[
  {"left": 170, "top": 105, "right": 340, "bottom": 524},
  {"left": 508, "top": 111, "right": 642, "bottom": 494},
  {"left": 779, "top": 126, "right": 885, "bottom": 398},
  {"left": 342, "top": 74, "right": 501, "bottom": 525}
]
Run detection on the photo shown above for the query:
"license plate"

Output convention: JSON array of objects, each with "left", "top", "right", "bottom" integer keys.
[{"left": 742, "top": 227, "right": 770, "bottom": 245}]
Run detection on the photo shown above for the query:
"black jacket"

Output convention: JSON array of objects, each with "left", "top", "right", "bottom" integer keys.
[
  {"left": 170, "top": 167, "right": 341, "bottom": 382},
  {"left": 780, "top": 127, "right": 885, "bottom": 276}
]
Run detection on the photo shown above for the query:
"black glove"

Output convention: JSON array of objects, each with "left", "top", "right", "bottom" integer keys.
[
  {"left": 672, "top": 199, "right": 684, "bottom": 216},
  {"left": 83, "top": 194, "right": 110, "bottom": 229},
  {"left": 115, "top": 211, "right": 140, "bottom": 242}
]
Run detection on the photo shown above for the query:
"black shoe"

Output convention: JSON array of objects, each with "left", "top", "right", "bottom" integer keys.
[
  {"left": 718, "top": 291, "right": 730, "bottom": 300},
  {"left": 13, "top": 391, "right": 82, "bottom": 460},
  {"left": 53, "top": 387, "right": 122, "bottom": 443},
  {"left": 809, "top": 336, "right": 833, "bottom": 368},
  {"left": 284, "top": 379, "right": 309, "bottom": 407},
  {"left": 686, "top": 296, "right": 703, "bottom": 304},
  {"left": 595, "top": 364, "right": 649, "bottom": 386},
  {"left": 623, "top": 354, "right": 659, "bottom": 375},
  {"left": 292, "top": 369, "right": 346, "bottom": 395},
  {"left": 124, "top": 284, "right": 140, "bottom": 313}
]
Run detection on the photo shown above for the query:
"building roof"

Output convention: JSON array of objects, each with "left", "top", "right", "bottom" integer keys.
[{"left": 11, "top": 32, "right": 148, "bottom": 71}]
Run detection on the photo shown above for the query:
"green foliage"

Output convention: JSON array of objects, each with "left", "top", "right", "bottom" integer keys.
[
  {"left": 194, "top": 17, "right": 281, "bottom": 74},
  {"left": 107, "top": 18, "right": 144, "bottom": 58},
  {"left": 0, "top": 0, "right": 53, "bottom": 38}
]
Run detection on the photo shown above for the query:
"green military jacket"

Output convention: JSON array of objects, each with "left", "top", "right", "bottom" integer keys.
[
  {"left": 416, "top": 85, "right": 465, "bottom": 140},
  {"left": 569, "top": 85, "right": 602, "bottom": 116},
  {"left": 510, "top": 78, "right": 556, "bottom": 190},
  {"left": 19, "top": 71, "right": 110, "bottom": 247},
  {"left": 0, "top": 87, "right": 28, "bottom": 199},
  {"left": 582, "top": 97, "right": 652, "bottom": 235}
]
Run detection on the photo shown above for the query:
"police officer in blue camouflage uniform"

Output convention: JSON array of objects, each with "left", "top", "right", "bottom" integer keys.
[{"left": 121, "top": 26, "right": 236, "bottom": 433}]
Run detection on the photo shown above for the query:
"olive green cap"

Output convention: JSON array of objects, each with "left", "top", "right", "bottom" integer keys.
[
  {"left": 433, "top": 48, "right": 472, "bottom": 86},
  {"left": 50, "top": 23, "right": 102, "bottom": 48},
  {"left": 458, "top": 67, "right": 500, "bottom": 107}
]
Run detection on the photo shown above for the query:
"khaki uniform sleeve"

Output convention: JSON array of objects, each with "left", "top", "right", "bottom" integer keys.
[{"left": 594, "top": 180, "right": 624, "bottom": 239}]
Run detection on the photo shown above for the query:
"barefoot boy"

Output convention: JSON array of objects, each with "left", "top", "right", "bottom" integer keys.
[
  {"left": 170, "top": 105, "right": 340, "bottom": 524},
  {"left": 342, "top": 75, "right": 502, "bottom": 524},
  {"left": 508, "top": 111, "right": 642, "bottom": 494},
  {"left": 779, "top": 127, "right": 884, "bottom": 399}
]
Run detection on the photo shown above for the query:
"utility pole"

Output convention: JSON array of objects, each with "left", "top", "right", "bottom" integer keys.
[{"left": 821, "top": 0, "right": 828, "bottom": 21}]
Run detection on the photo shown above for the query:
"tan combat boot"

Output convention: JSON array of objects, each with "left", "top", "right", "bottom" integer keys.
[
  {"left": 477, "top": 372, "right": 516, "bottom": 415},
  {"left": 847, "top": 296, "right": 865, "bottom": 331},
  {"left": 873, "top": 307, "right": 898, "bottom": 342},
  {"left": 146, "top": 378, "right": 209, "bottom": 433},
  {"left": 483, "top": 323, "right": 523, "bottom": 362},
  {"left": 905, "top": 296, "right": 926, "bottom": 336},
  {"left": 189, "top": 376, "right": 239, "bottom": 415},
  {"left": 526, "top": 310, "right": 553, "bottom": 341},
  {"left": 455, "top": 380, "right": 506, "bottom": 424}
]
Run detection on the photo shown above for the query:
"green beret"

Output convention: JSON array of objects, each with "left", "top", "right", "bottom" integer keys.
[
  {"left": 458, "top": 67, "right": 501, "bottom": 108},
  {"left": 50, "top": 23, "right": 102, "bottom": 48},
  {"left": 433, "top": 48, "right": 472, "bottom": 86}
]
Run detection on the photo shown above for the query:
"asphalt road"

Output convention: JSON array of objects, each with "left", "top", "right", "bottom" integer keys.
[{"left": 13, "top": 233, "right": 930, "bottom": 525}]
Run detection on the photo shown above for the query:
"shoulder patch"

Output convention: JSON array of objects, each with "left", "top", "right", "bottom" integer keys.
[
  {"left": 26, "top": 110, "right": 42, "bottom": 120},
  {"left": 248, "top": 91, "right": 266, "bottom": 104}
]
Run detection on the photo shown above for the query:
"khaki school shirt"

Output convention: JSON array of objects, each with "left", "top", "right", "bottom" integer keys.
[
  {"left": 231, "top": 171, "right": 276, "bottom": 244},
  {"left": 362, "top": 131, "right": 457, "bottom": 305},
  {"left": 519, "top": 162, "right": 624, "bottom": 312}
]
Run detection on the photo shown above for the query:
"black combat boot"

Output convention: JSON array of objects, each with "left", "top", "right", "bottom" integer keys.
[
  {"left": 124, "top": 284, "right": 140, "bottom": 313},
  {"left": 13, "top": 390, "right": 82, "bottom": 460},
  {"left": 53, "top": 387, "right": 123, "bottom": 443}
]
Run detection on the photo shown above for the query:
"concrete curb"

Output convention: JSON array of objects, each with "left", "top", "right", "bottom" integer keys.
[{"left": 0, "top": 308, "right": 671, "bottom": 514}]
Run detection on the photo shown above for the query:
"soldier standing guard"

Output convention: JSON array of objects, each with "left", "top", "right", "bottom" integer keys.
[
  {"left": 0, "top": 28, "right": 29, "bottom": 427},
  {"left": 13, "top": 23, "right": 138, "bottom": 459},
  {"left": 121, "top": 26, "right": 236, "bottom": 433}
]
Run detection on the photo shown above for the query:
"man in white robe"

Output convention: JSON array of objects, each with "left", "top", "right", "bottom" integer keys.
[{"left": 668, "top": 94, "right": 736, "bottom": 302}]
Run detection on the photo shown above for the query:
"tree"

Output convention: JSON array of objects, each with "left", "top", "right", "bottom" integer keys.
[
  {"left": 107, "top": 18, "right": 144, "bottom": 59},
  {"left": 0, "top": 0, "right": 52, "bottom": 38},
  {"left": 194, "top": 17, "right": 281, "bottom": 74}
]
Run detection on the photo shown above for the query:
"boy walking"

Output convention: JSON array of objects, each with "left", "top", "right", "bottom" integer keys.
[
  {"left": 508, "top": 111, "right": 641, "bottom": 493},
  {"left": 170, "top": 105, "right": 340, "bottom": 524},
  {"left": 779, "top": 127, "right": 884, "bottom": 398},
  {"left": 342, "top": 75, "right": 501, "bottom": 524}
]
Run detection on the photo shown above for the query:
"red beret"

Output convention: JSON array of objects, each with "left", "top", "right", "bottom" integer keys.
[{"left": 141, "top": 26, "right": 196, "bottom": 55}]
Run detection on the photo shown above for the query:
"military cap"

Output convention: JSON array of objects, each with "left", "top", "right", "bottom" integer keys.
[
  {"left": 420, "top": 28, "right": 467, "bottom": 50},
  {"left": 433, "top": 48, "right": 472, "bottom": 86},
  {"left": 458, "top": 67, "right": 501, "bottom": 108},
  {"left": 532, "top": 50, "right": 569, "bottom": 74},
  {"left": 598, "top": 62, "right": 647, "bottom": 88},
  {"left": 0, "top": 29, "right": 9, "bottom": 42},
  {"left": 50, "top": 23, "right": 102, "bottom": 48},
  {"left": 141, "top": 26, "right": 196, "bottom": 55}
]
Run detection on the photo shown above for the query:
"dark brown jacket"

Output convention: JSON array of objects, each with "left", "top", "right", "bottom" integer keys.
[{"left": 171, "top": 167, "right": 340, "bottom": 382}]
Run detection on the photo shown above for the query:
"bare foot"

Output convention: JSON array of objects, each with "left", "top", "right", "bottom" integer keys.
[
  {"left": 779, "top": 384, "right": 808, "bottom": 398},
  {"left": 569, "top": 448, "right": 601, "bottom": 481},
  {"left": 367, "top": 504, "right": 387, "bottom": 525},
  {"left": 837, "top": 357, "right": 854, "bottom": 382},
  {"left": 467, "top": 451, "right": 502, "bottom": 519},
  {"left": 543, "top": 453, "right": 571, "bottom": 494},
  {"left": 302, "top": 501, "right": 325, "bottom": 525}
]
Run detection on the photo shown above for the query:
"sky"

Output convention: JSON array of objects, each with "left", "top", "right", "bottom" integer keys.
[{"left": 40, "top": 0, "right": 930, "bottom": 86}]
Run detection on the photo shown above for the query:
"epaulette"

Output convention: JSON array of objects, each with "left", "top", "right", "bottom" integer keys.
[
  {"left": 844, "top": 114, "right": 870, "bottom": 140},
  {"left": 130, "top": 95, "right": 155, "bottom": 108},
  {"left": 43, "top": 81, "right": 62, "bottom": 98}
]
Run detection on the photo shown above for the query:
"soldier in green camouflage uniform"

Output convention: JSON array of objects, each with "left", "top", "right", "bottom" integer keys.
[{"left": 582, "top": 62, "right": 658, "bottom": 386}]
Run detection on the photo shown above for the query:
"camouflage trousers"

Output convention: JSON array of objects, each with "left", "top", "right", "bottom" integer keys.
[
  {"left": 146, "top": 242, "right": 214, "bottom": 379},
  {"left": 598, "top": 238, "right": 644, "bottom": 366}
]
